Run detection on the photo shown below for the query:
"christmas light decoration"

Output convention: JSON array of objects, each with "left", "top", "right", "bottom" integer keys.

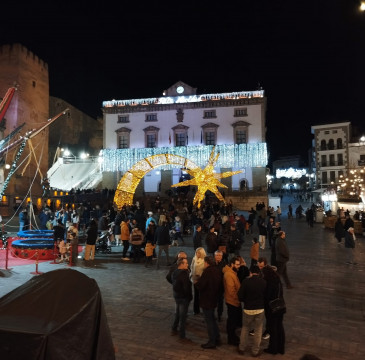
[
  {"left": 101, "top": 143, "right": 267, "bottom": 172},
  {"left": 103, "top": 89, "right": 264, "bottom": 108},
  {"left": 114, "top": 153, "right": 200, "bottom": 209},
  {"left": 113, "top": 147, "right": 243, "bottom": 209},
  {"left": 171, "top": 147, "right": 242, "bottom": 208},
  {"left": 0, "top": 138, "right": 27, "bottom": 198}
]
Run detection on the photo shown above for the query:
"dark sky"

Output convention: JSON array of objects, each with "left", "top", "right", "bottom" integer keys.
[{"left": 1, "top": 0, "right": 365, "bottom": 165}]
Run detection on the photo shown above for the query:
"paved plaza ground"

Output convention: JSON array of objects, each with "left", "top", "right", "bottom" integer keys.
[{"left": 1, "top": 197, "right": 365, "bottom": 360}]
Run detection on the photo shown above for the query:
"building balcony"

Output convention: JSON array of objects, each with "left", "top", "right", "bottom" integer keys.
[
  {"left": 318, "top": 161, "right": 344, "bottom": 167},
  {"left": 318, "top": 145, "right": 344, "bottom": 151}
]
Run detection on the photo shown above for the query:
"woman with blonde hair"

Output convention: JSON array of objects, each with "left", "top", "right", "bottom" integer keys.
[{"left": 190, "top": 247, "right": 207, "bottom": 315}]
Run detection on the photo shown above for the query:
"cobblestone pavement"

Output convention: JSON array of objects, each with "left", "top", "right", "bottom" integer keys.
[{"left": 1, "top": 201, "right": 365, "bottom": 360}]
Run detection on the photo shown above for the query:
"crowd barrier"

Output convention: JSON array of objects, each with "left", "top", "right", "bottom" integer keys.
[{"left": 0, "top": 239, "right": 74, "bottom": 274}]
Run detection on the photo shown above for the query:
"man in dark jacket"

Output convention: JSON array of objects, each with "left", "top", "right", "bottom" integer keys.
[
  {"left": 166, "top": 251, "right": 188, "bottom": 284},
  {"left": 275, "top": 231, "right": 293, "bottom": 289},
  {"left": 171, "top": 258, "right": 193, "bottom": 342},
  {"left": 193, "top": 224, "right": 203, "bottom": 250},
  {"left": 205, "top": 226, "right": 218, "bottom": 256},
  {"left": 237, "top": 265, "right": 266, "bottom": 357},
  {"left": 154, "top": 220, "right": 171, "bottom": 269},
  {"left": 195, "top": 256, "right": 223, "bottom": 349}
]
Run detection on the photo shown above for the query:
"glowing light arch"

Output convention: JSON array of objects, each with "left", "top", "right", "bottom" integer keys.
[
  {"left": 114, "top": 153, "right": 200, "bottom": 210},
  {"left": 114, "top": 148, "right": 242, "bottom": 210}
]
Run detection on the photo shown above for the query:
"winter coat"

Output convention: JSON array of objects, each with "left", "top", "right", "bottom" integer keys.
[
  {"left": 130, "top": 228, "right": 144, "bottom": 246},
  {"left": 205, "top": 231, "right": 218, "bottom": 253},
  {"left": 172, "top": 269, "right": 193, "bottom": 302},
  {"left": 223, "top": 265, "right": 241, "bottom": 307},
  {"left": 145, "top": 242, "right": 156, "bottom": 257},
  {"left": 121, "top": 221, "right": 130, "bottom": 241},
  {"left": 275, "top": 236, "right": 290, "bottom": 262},
  {"left": 154, "top": 224, "right": 170, "bottom": 245},
  {"left": 196, "top": 265, "right": 222, "bottom": 309},
  {"left": 190, "top": 256, "right": 205, "bottom": 283}
]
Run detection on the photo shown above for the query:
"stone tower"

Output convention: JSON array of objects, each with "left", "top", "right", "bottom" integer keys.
[{"left": 0, "top": 43, "right": 49, "bottom": 210}]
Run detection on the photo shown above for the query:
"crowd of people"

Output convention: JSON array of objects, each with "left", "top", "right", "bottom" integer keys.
[{"left": 13, "top": 193, "right": 332, "bottom": 358}]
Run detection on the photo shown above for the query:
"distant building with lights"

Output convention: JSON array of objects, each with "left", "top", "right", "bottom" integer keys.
[
  {"left": 101, "top": 81, "right": 268, "bottom": 207},
  {"left": 311, "top": 122, "right": 365, "bottom": 213},
  {"left": 311, "top": 122, "right": 350, "bottom": 188},
  {"left": 271, "top": 156, "right": 309, "bottom": 191}
]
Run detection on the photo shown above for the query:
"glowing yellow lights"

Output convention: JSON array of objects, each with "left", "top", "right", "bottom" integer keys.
[
  {"left": 113, "top": 148, "right": 242, "bottom": 210},
  {"left": 171, "top": 147, "right": 242, "bottom": 208},
  {"left": 114, "top": 153, "right": 200, "bottom": 210},
  {"left": 361, "top": 2, "right": 365, "bottom": 11}
]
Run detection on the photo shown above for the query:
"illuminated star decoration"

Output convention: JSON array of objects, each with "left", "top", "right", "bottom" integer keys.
[{"left": 171, "top": 147, "right": 242, "bottom": 208}]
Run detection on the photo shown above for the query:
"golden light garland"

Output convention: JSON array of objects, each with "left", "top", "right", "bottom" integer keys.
[
  {"left": 114, "top": 153, "right": 200, "bottom": 210},
  {"left": 113, "top": 147, "right": 242, "bottom": 210}
]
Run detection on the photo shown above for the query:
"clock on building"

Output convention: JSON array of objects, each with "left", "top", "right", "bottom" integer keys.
[{"left": 176, "top": 86, "right": 184, "bottom": 94}]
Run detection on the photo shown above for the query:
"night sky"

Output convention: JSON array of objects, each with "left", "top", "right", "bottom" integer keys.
[{"left": 1, "top": 0, "right": 365, "bottom": 166}]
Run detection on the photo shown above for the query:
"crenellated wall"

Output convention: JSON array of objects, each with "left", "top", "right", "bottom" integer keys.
[{"left": 0, "top": 43, "right": 49, "bottom": 206}]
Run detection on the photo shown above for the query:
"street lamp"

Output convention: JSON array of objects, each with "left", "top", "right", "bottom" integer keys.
[{"left": 361, "top": 2, "right": 365, "bottom": 11}]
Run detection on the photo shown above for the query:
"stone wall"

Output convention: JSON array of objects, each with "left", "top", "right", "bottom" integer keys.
[
  {"left": 49, "top": 97, "right": 102, "bottom": 167},
  {"left": 226, "top": 193, "right": 269, "bottom": 211},
  {"left": 0, "top": 43, "right": 49, "bottom": 203}
]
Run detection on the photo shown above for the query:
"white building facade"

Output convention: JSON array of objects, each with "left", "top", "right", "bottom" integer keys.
[
  {"left": 311, "top": 122, "right": 350, "bottom": 188},
  {"left": 101, "top": 81, "right": 268, "bottom": 197}
]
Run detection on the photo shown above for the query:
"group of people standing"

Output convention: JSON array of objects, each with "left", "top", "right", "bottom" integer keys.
[{"left": 169, "top": 250, "right": 287, "bottom": 356}]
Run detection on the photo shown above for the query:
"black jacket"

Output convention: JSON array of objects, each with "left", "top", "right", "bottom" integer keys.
[
  {"left": 196, "top": 265, "right": 222, "bottom": 309},
  {"left": 154, "top": 224, "right": 170, "bottom": 245},
  {"left": 238, "top": 275, "right": 266, "bottom": 310},
  {"left": 172, "top": 269, "right": 193, "bottom": 302}
]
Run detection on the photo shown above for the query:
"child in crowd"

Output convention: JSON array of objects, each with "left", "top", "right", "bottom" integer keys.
[
  {"left": 58, "top": 239, "right": 69, "bottom": 262},
  {"left": 144, "top": 239, "right": 156, "bottom": 267}
]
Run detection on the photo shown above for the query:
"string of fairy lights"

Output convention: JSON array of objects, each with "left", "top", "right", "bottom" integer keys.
[
  {"left": 337, "top": 168, "right": 365, "bottom": 198},
  {"left": 0, "top": 139, "right": 27, "bottom": 198},
  {"left": 101, "top": 143, "right": 268, "bottom": 172}
]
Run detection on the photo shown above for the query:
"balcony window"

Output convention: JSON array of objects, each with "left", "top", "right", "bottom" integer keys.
[
  {"left": 202, "top": 122, "right": 219, "bottom": 146},
  {"left": 338, "top": 154, "right": 343, "bottom": 166},
  {"left": 337, "top": 138, "right": 343, "bottom": 149},
  {"left": 147, "top": 134, "right": 156, "bottom": 147},
  {"left": 205, "top": 131, "right": 215, "bottom": 145},
  {"left": 320, "top": 140, "right": 326, "bottom": 150},
  {"left": 329, "top": 154, "right": 335, "bottom": 166},
  {"left": 322, "top": 172, "right": 328, "bottom": 184},
  {"left": 144, "top": 126, "right": 159, "bottom": 148},
  {"left": 232, "top": 120, "right": 250, "bottom": 145},
  {"left": 328, "top": 139, "right": 335, "bottom": 150},
  {"left": 321, "top": 155, "right": 327, "bottom": 166},
  {"left": 330, "top": 171, "right": 335, "bottom": 183},
  {"left": 115, "top": 127, "right": 131, "bottom": 149},
  {"left": 176, "top": 133, "right": 186, "bottom": 146},
  {"left": 172, "top": 124, "right": 189, "bottom": 147},
  {"left": 235, "top": 130, "right": 247, "bottom": 144},
  {"left": 118, "top": 134, "right": 129, "bottom": 149}
]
